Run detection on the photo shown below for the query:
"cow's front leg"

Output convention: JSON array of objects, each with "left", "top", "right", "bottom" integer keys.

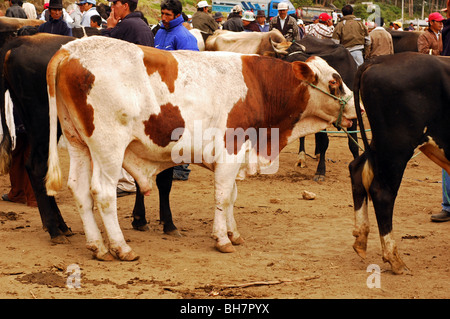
[
  {"left": 212, "top": 165, "right": 242, "bottom": 253},
  {"left": 349, "top": 154, "right": 370, "bottom": 259}
]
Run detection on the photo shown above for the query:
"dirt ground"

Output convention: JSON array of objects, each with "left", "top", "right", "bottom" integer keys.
[{"left": 1, "top": 125, "right": 449, "bottom": 300}]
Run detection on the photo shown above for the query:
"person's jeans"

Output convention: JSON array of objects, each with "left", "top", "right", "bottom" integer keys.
[
  {"left": 350, "top": 49, "right": 364, "bottom": 67},
  {"left": 442, "top": 169, "right": 450, "bottom": 212},
  {"left": 173, "top": 164, "right": 191, "bottom": 180}
]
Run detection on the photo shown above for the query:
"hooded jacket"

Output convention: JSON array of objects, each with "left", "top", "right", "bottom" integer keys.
[{"left": 154, "top": 15, "right": 199, "bottom": 51}]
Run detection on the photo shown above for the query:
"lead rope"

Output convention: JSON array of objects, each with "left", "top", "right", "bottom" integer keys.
[{"left": 306, "top": 81, "right": 365, "bottom": 152}]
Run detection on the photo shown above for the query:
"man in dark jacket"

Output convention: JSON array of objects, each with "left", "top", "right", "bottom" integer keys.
[
  {"left": 102, "top": 0, "right": 154, "bottom": 47},
  {"left": 37, "top": 0, "right": 72, "bottom": 36},
  {"left": 6, "top": 0, "right": 28, "bottom": 18},
  {"left": 222, "top": 4, "right": 244, "bottom": 32}
]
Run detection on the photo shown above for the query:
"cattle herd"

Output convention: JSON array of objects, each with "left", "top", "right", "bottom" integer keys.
[{"left": 0, "top": 16, "right": 449, "bottom": 276}]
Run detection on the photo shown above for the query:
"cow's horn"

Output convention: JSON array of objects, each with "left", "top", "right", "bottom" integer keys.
[{"left": 269, "top": 36, "right": 289, "bottom": 55}]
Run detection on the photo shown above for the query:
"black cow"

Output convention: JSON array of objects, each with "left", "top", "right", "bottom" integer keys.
[
  {"left": 0, "top": 34, "right": 179, "bottom": 243},
  {"left": 283, "top": 35, "right": 360, "bottom": 180},
  {"left": 349, "top": 52, "right": 450, "bottom": 274},
  {"left": 386, "top": 29, "right": 422, "bottom": 53}
]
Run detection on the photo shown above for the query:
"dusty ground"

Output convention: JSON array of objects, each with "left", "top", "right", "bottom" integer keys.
[{"left": 1, "top": 125, "right": 449, "bottom": 301}]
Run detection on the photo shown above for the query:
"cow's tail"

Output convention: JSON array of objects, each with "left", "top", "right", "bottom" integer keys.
[
  {"left": 45, "top": 49, "right": 69, "bottom": 195},
  {"left": 353, "top": 62, "right": 372, "bottom": 159},
  {"left": 353, "top": 62, "right": 375, "bottom": 193},
  {"left": 0, "top": 43, "right": 17, "bottom": 175}
]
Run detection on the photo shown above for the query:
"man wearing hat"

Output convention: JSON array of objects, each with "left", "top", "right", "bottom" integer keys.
[
  {"left": 37, "top": 0, "right": 72, "bottom": 36},
  {"left": 306, "top": 12, "right": 333, "bottom": 40},
  {"left": 214, "top": 11, "right": 224, "bottom": 29},
  {"left": 222, "top": 4, "right": 244, "bottom": 32},
  {"left": 192, "top": 1, "right": 218, "bottom": 36},
  {"left": 242, "top": 11, "right": 260, "bottom": 32},
  {"left": 269, "top": 2, "right": 301, "bottom": 42},
  {"left": 256, "top": 10, "right": 269, "bottom": 32},
  {"left": 417, "top": 12, "right": 444, "bottom": 55},
  {"left": 102, "top": 0, "right": 154, "bottom": 46},
  {"left": 78, "top": 0, "right": 101, "bottom": 27}
]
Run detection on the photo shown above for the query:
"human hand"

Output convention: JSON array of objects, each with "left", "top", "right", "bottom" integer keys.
[{"left": 107, "top": 7, "right": 119, "bottom": 28}]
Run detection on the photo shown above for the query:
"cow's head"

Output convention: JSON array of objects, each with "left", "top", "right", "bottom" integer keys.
[{"left": 293, "top": 56, "right": 357, "bottom": 128}]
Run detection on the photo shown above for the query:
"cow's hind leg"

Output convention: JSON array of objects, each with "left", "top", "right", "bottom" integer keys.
[
  {"left": 213, "top": 164, "right": 242, "bottom": 253},
  {"left": 369, "top": 158, "right": 409, "bottom": 274},
  {"left": 349, "top": 154, "right": 370, "bottom": 259},
  {"left": 90, "top": 157, "right": 139, "bottom": 261},
  {"left": 66, "top": 144, "right": 113, "bottom": 261}
]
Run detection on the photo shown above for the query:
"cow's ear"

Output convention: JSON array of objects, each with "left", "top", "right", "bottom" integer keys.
[{"left": 292, "top": 61, "right": 316, "bottom": 83}]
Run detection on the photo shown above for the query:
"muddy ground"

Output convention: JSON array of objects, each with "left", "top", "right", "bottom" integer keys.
[{"left": 1, "top": 126, "right": 449, "bottom": 301}]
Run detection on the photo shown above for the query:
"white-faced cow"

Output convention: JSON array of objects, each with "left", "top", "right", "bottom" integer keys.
[
  {"left": 45, "top": 36, "right": 357, "bottom": 261},
  {"left": 205, "top": 29, "right": 292, "bottom": 56},
  {"left": 283, "top": 36, "right": 360, "bottom": 181},
  {"left": 0, "top": 33, "right": 178, "bottom": 244},
  {"left": 350, "top": 52, "right": 450, "bottom": 274}
]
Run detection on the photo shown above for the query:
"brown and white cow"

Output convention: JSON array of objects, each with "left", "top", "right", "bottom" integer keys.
[
  {"left": 205, "top": 29, "right": 292, "bottom": 55},
  {"left": 45, "top": 36, "right": 356, "bottom": 261}
]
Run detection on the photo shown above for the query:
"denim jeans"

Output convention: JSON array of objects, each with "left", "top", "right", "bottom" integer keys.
[
  {"left": 350, "top": 49, "right": 364, "bottom": 67},
  {"left": 442, "top": 170, "right": 450, "bottom": 212}
]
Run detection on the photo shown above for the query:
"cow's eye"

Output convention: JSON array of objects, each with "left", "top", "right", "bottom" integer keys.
[{"left": 329, "top": 80, "right": 337, "bottom": 85}]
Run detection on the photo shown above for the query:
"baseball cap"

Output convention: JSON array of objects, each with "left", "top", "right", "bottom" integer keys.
[
  {"left": 77, "top": 0, "right": 96, "bottom": 4},
  {"left": 428, "top": 12, "right": 444, "bottom": 22},
  {"left": 319, "top": 13, "right": 332, "bottom": 21},
  {"left": 197, "top": 1, "right": 210, "bottom": 8},
  {"left": 277, "top": 2, "right": 289, "bottom": 10},
  {"left": 107, "top": 0, "right": 138, "bottom": 3}
]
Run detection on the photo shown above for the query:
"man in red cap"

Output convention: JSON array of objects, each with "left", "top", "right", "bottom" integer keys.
[
  {"left": 306, "top": 12, "right": 334, "bottom": 40},
  {"left": 417, "top": 11, "right": 444, "bottom": 55}
]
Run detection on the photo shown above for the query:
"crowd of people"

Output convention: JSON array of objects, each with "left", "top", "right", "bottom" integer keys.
[{"left": 1, "top": 0, "right": 450, "bottom": 223}]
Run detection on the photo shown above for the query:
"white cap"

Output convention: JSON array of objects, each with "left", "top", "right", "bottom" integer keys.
[
  {"left": 297, "top": 19, "right": 303, "bottom": 25},
  {"left": 242, "top": 11, "right": 255, "bottom": 21},
  {"left": 232, "top": 4, "right": 243, "bottom": 12},
  {"left": 277, "top": 2, "right": 289, "bottom": 10},
  {"left": 197, "top": 1, "right": 210, "bottom": 8}
]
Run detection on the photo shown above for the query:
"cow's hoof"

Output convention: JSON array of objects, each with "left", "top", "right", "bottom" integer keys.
[
  {"left": 353, "top": 244, "right": 366, "bottom": 259},
  {"left": 95, "top": 251, "right": 115, "bottom": 261},
  {"left": 62, "top": 228, "right": 74, "bottom": 237},
  {"left": 165, "top": 229, "right": 183, "bottom": 237},
  {"left": 229, "top": 235, "right": 244, "bottom": 246},
  {"left": 313, "top": 174, "right": 325, "bottom": 182},
  {"left": 215, "top": 242, "right": 236, "bottom": 253},
  {"left": 51, "top": 235, "right": 70, "bottom": 244},
  {"left": 383, "top": 255, "right": 409, "bottom": 275},
  {"left": 133, "top": 224, "right": 150, "bottom": 231},
  {"left": 295, "top": 160, "right": 306, "bottom": 168},
  {"left": 118, "top": 250, "right": 140, "bottom": 261}
]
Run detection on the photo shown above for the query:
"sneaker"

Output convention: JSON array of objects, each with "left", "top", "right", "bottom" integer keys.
[{"left": 431, "top": 210, "right": 450, "bottom": 223}]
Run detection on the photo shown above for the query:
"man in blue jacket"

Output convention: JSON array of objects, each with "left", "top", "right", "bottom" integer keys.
[
  {"left": 155, "top": 0, "right": 198, "bottom": 180},
  {"left": 155, "top": 0, "right": 199, "bottom": 51}
]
